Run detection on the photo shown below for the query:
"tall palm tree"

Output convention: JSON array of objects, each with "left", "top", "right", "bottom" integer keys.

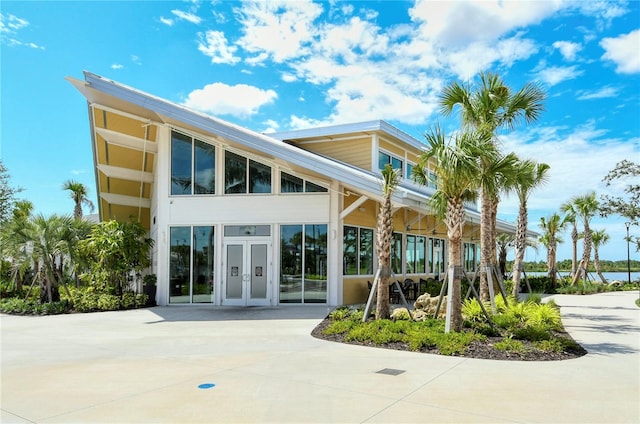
[
  {"left": 567, "top": 192, "right": 600, "bottom": 285},
  {"left": 495, "top": 232, "right": 515, "bottom": 279},
  {"left": 439, "top": 72, "right": 546, "bottom": 302},
  {"left": 374, "top": 164, "right": 400, "bottom": 320},
  {"left": 591, "top": 229, "right": 610, "bottom": 284},
  {"left": 63, "top": 180, "right": 95, "bottom": 219},
  {"left": 560, "top": 202, "right": 579, "bottom": 278},
  {"left": 0, "top": 200, "right": 34, "bottom": 293},
  {"left": 539, "top": 213, "right": 566, "bottom": 288},
  {"left": 413, "top": 127, "right": 484, "bottom": 332},
  {"left": 511, "top": 160, "right": 550, "bottom": 296}
]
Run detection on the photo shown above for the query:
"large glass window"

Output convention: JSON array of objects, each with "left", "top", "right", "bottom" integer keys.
[
  {"left": 464, "top": 242, "right": 478, "bottom": 272},
  {"left": 171, "top": 131, "right": 215, "bottom": 195},
  {"left": 281, "top": 172, "right": 328, "bottom": 193},
  {"left": 379, "top": 151, "right": 403, "bottom": 172},
  {"left": 169, "top": 226, "right": 214, "bottom": 304},
  {"left": 342, "top": 226, "right": 373, "bottom": 275},
  {"left": 406, "top": 235, "right": 426, "bottom": 274},
  {"left": 428, "top": 237, "right": 445, "bottom": 275},
  {"left": 225, "top": 151, "right": 272, "bottom": 194},
  {"left": 280, "top": 224, "right": 327, "bottom": 303},
  {"left": 194, "top": 140, "right": 215, "bottom": 194}
]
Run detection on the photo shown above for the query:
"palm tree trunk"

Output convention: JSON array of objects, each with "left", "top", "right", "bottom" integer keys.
[
  {"left": 512, "top": 203, "right": 528, "bottom": 297},
  {"left": 571, "top": 225, "right": 578, "bottom": 278},
  {"left": 548, "top": 237, "right": 557, "bottom": 288},
  {"left": 594, "top": 249, "right": 607, "bottom": 284},
  {"left": 445, "top": 198, "right": 465, "bottom": 333},
  {"left": 479, "top": 190, "right": 492, "bottom": 302}
]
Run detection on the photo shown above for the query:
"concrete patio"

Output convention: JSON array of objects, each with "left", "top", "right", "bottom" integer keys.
[{"left": 1, "top": 291, "right": 639, "bottom": 423}]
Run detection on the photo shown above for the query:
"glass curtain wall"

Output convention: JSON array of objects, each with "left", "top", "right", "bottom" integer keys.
[
  {"left": 171, "top": 131, "right": 215, "bottom": 195},
  {"left": 280, "top": 224, "right": 327, "bottom": 303},
  {"left": 169, "top": 226, "right": 215, "bottom": 304}
]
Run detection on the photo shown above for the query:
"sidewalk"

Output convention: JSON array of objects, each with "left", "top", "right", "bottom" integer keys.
[{"left": 1, "top": 292, "right": 638, "bottom": 423}]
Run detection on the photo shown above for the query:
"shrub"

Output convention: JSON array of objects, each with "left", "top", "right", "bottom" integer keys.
[
  {"left": 323, "top": 320, "right": 357, "bottom": 335},
  {"left": 121, "top": 291, "right": 136, "bottom": 309},
  {"left": 462, "top": 298, "right": 487, "bottom": 324},
  {"left": 329, "top": 306, "right": 350, "bottom": 321},
  {"left": 534, "top": 338, "right": 565, "bottom": 353},
  {"left": 0, "top": 298, "right": 37, "bottom": 314},
  {"left": 495, "top": 336, "right": 525, "bottom": 354},
  {"left": 527, "top": 303, "right": 562, "bottom": 331},
  {"left": 135, "top": 293, "right": 148, "bottom": 307},
  {"left": 97, "top": 294, "right": 120, "bottom": 311}
]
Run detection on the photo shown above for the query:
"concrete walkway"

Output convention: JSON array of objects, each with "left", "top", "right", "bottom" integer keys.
[{"left": 1, "top": 292, "right": 638, "bottom": 423}]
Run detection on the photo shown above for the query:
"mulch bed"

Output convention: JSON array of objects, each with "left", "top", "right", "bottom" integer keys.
[{"left": 311, "top": 318, "right": 588, "bottom": 361}]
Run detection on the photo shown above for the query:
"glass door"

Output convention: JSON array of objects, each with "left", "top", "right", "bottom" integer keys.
[{"left": 223, "top": 240, "right": 270, "bottom": 306}]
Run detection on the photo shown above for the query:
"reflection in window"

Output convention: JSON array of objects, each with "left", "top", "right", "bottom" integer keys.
[
  {"left": 281, "top": 172, "right": 328, "bottom": 193},
  {"left": 171, "top": 133, "right": 193, "bottom": 195},
  {"left": 379, "top": 151, "right": 403, "bottom": 172},
  {"left": 225, "top": 151, "right": 272, "bottom": 194},
  {"left": 170, "top": 226, "right": 215, "bottom": 304},
  {"left": 194, "top": 140, "right": 215, "bottom": 194},
  {"left": 428, "top": 238, "right": 445, "bottom": 275},
  {"left": 406, "top": 235, "right": 426, "bottom": 274},
  {"left": 169, "top": 227, "right": 191, "bottom": 303},
  {"left": 343, "top": 226, "right": 374, "bottom": 276},
  {"left": 281, "top": 172, "right": 303, "bottom": 193},
  {"left": 280, "top": 224, "right": 327, "bottom": 303},
  {"left": 464, "top": 242, "right": 478, "bottom": 272},
  {"left": 193, "top": 226, "right": 215, "bottom": 303},
  {"left": 171, "top": 131, "right": 215, "bottom": 195}
]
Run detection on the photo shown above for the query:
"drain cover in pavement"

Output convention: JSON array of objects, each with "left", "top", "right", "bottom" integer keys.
[
  {"left": 376, "top": 368, "right": 405, "bottom": 376},
  {"left": 198, "top": 383, "right": 216, "bottom": 389}
]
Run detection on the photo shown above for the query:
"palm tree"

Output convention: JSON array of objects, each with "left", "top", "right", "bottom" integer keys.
[
  {"left": 495, "top": 232, "right": 515, "bottom": 279},
  {"left": 374, "top": 164, "right": 400, "bottom": 320},
  {"left": 591, "top": 229, "right": 610, "bottom": 284},
  {"left": 566, "top": 192, "right": 600, "bottom": 285},
  {"left": 560, "top": 202, "right": 579, "bottom": 278},
  {"left": 0, "top": 200, "right": 34, "bottom": 293},
  {"left": 413, "top": 127, "right": 484, "bottom": 332},
  {"left": 539, "top": 213, "right": 566, "bottom": 288},
  {"left": 511, "top": 160, "right": 550, "bottom": 296},
  {"left": 63, "top": 180, "right": 95, "bottom": 219},
  {"left": 439, "top": 72, "right": 546, "bottom": 302}
]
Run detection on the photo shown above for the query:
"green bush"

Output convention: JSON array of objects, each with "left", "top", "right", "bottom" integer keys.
[
  {"left": 121, "top": 291, "right": 137, "bottom": 309},
  {"left": 135, "top": 293, "right": 148, "bottom": 307},
  {"left": 97, "top": 294, "right": 120, "bottom": 311},
  {"left": 534, "top": 338, "right": 565, "bottom": 353},
  {"left": 462, "top": 298, "right": 487, "bottom": 324},
  {"left": 0, "top": 298, "right": 37, "bottom": 314},
  {"left": 495, "top": 336, "right": 525, "bottom": 353},
  {"left": 329, "top": 306, "right": 350, "bottom": 321}
]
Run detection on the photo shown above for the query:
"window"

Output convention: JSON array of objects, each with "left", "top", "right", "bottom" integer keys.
[
  {"left": 169, "top": 226, "right": 215, "bottom": 304},
  {"left": 464, "top": 242, "right": 479, "bottom": 272},
  {"left": 225, "top": 151, "right": 272, "bottom": 194},
  {"left": 342, "top": 226, "right": 374, "bottom": 275},
  {"left": 378, "top": 151, "right": 403, "bottom": 172},
  {"left": 406, "top": 162, "right": 414, "bottom": 180},
  {"left": 406, "top": 235, "right": 426, "bottom": 274},
  {"left": 428, "top": 237, "right": 445, "bottom": 275},
  {"left": 280, "top": 224, "right": 327, "bottom": 303},
  {"left": 171, "top": 131, "right": 215, "bottom": 195},
  {"left": 281, "top": 172, "right": 328, "bottom": 193}
]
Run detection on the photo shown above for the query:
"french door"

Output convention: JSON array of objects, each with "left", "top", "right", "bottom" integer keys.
[{"left": 223, "top": 239, "right": 271, "bottom": 306}]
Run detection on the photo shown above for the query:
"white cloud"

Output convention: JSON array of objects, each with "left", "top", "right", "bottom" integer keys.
[
  {"left": 171, "top": 9, "right": 202, "bottom": 24},
  {"left": 0, "top": 12, "right": 28, "bottom": 33},
  {"left": 235, "top": 0, "right": 323, "bottom": 63},
  {"left": 281, "top": 73, "right": 296, "bottom": 83},
  {"left": 553, "top": 40, "right": 582, "bottom": 61},
  {"left": 160, "top": 16, "right": 174, "bottom": 26},
  {"left": 131, "top": 55, "right": 141, "bottom": 65},
  {"left": 182, "top": 82, "right": 277, "bottom": 118},
  {"left": 197, "top": 30, "right": 240, "bottom": 64},
  {"left": 535, "top": 65, "right": 583, "bottom": 86},
  {"left": 577, "top": 86, "right": 619, "bottom": 100},
  {"left": 499, "top": 121, "right": 638, "bottom": 218},
  {"left": 0, "top": 12, "right": 43, "bottom": 49},
  {"left": 111, "top": 63, "right": 124, "bottom": 70},
  {"left": 600, "top": 29, "right": 640, "bottom": 74},
  {"left": 262, "top": 119, "right": 280, "bottom": 133},
  {"left": 408, "top": 0, "right": 560, "bottom": 48}
]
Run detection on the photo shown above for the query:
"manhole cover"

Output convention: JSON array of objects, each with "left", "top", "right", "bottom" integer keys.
[{"left": 376, "top": 368, "right": 405, "bottom": 376}]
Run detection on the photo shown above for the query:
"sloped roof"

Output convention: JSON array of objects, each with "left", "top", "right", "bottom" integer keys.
[{"left": 67, "top": 71, "right": 522, "bottom": 234}]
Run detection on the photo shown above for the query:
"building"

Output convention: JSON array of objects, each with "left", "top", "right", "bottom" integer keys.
[{"left": 67, "top": 71, "right": 518, "bottom": 307}]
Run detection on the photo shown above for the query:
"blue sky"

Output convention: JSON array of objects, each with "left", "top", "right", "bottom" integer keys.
[{"left": 1, "top": 0, "right": 638, "bottom": 262}]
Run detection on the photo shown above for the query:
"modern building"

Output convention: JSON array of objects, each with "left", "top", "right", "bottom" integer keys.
[{"left": 67, "top": 71, "right": 518, "bottom": 307}]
